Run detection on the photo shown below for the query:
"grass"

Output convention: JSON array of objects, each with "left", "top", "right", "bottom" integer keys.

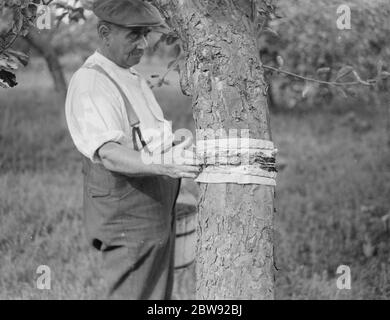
[
  {"left": 273, "top": 111, "right": 390, "bottom": 299},
  {"left": 0, "top": 55, "right": 389, "bottom": 299}
]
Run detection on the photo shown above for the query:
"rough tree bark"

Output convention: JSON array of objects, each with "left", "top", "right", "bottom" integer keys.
[{"left": 153, "top": 0, "right": 275, "bottom": 299}]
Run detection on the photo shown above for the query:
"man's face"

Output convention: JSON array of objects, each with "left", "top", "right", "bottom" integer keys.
[{"left": 106, "top": 25, "right": 151, "bottom": 68}]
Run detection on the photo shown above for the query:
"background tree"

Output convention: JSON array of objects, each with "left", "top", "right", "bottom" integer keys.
[{"left": 24, "top": 27, "right": 67, "bottom": 98}]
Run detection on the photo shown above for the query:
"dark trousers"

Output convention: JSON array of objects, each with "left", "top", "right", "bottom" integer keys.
[{"left": 82, "top": 157, "right": 181, "bottom": 299}]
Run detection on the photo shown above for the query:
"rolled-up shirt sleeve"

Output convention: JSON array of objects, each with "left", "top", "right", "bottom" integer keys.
[{"left": 66, "top": 70, "right": 127, "bottom": 163}]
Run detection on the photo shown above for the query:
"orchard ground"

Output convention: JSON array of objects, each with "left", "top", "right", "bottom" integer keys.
[{"left": 0, "top": 55, "right": 389, "bottom": 299}]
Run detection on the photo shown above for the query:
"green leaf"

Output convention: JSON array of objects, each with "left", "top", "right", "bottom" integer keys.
[
  {"left": 316, "top": 67, "right": 330, "bottom": 74},
  {"left": 6, "top": 49, "right": 29, "bottom": 66},
  {"left": 376, "top": 60, "right": 384, "bottom": 76},
  {"left": 263, "top": 27, "right": 279, "bottom": 37},
  {"left": 334, "top": 86, "right": 348, "bottom": 98},
  {"left": 0, "top": 69, "right": 17, "bottom": 88},
  {"left": 302, "top": 81, "right": 314, "bottom": 98},
  {"left": 166, "top": 35, "right": 178, "bottom": 45},
  {"left": 167, "top": 60, "right": 176, "bottom": 69},
  {"left": 352, "top": 70, "right": 369, "bottom": 85},
  {"left": 276, "top": 55, "right": 284, "bottom": 68},
  {"left": 173, "top": 44, "right": 181, "bottom": 58},
  {"left": 381, "top": 71, "right": 390, "bottom": 79},
  {"left": 334, "top": 66, "right": 354, "bottom": 82},
  {"left": 0, "top": 57, "right": 18, "bottom": 72}
]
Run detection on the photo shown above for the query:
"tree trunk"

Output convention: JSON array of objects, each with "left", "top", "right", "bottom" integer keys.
[
  {"left": 25, "top": 29, "right": 67, "bottom": 100},
  {"left": 155, "top": 0, "right": 275, "bottom": 299}
]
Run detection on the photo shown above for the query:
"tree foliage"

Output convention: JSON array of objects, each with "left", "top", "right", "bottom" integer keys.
[
  {"left": 2, "top": 0, "right": 389, "bottom": 101},
  {"left": 0, "top": 0, "right": 88, "bottom": 88},
  {"left": 0, "top": 0, "right": 38, "bottom": 87},
  {"left": 260, "top": 0, "right": 390, "bottom": 109}
]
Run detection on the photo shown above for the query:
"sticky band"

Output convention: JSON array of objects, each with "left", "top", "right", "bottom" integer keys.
[
  {"left": 195, "top": 138, "right": 277, "bottom": 186},
  {"left": 196, "top": 138, "right": 275, "bottom": 152}
]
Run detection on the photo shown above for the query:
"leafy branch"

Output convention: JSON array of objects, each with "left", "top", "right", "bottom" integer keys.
[
  {"left": 263, "top": 59, "right": 389, "bottom": 98},
  {"left": 0, "top": 0, "right": 87, "bottom": 88},
  {"left": 147, "top": 32, "right": 183, "bottom": 89}
]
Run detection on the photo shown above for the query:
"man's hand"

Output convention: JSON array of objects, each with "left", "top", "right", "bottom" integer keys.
[
  {"left": 143, "top": 136, "right": 202, "bottom": 179},
  {"left": 98, "top": 136, "right": 202, "bottom": 179},
  {"left": 163, "top": 136, "right": 202, "bottom": 179}
]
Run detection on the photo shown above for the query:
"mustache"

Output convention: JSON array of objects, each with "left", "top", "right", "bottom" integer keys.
[{"left": 129, "top": 49, "right": 144, "bottom": 56}]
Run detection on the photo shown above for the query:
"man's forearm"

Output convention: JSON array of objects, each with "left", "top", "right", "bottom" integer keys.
[{"left": 98, "top": 142, "right": 163, "bottom": 177}]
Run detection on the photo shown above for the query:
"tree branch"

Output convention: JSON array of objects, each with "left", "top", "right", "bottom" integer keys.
[{"left": 263, "top": 64, "right": 376, "bottom": 87}]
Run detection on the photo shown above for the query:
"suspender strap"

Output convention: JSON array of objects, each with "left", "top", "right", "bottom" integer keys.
[
  {"left": 132, "top": 126, "right": 148, "bottom": 149},
  {"left": 83, "top": 63, "right": 148, "bottom": 150}
]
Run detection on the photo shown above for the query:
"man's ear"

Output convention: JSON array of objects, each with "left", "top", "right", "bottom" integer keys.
[{"left": 98, "top": 24, "right": 111, "bottom": 44}]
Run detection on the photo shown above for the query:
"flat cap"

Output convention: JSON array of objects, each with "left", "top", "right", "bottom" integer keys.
[{"left": 92, "top": 0, "right": 165, "bottom": 27}]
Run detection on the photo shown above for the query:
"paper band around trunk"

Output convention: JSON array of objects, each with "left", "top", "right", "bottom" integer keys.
[{"left": 195, "top": 138, "right": 277, "bottom": 186}]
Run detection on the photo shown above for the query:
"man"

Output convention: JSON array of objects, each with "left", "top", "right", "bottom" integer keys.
[{"left": 65, "top": 0, "right": 200, "bottom": 299}]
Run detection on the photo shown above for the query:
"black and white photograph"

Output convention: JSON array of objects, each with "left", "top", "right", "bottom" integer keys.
[{"left": 0, "top": 0, "right": 389, "bottom": 303}]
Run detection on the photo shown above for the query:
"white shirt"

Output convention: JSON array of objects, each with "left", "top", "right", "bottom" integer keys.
[{"left": 65, "top": 51, "right": 173, "bottom": 163}]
